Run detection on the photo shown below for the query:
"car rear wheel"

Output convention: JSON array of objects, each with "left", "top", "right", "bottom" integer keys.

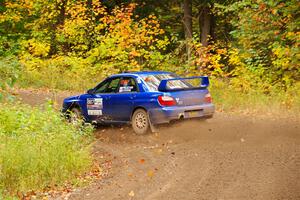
[{"left": 132, "top": 109, "right": 149, "bottom": 135}]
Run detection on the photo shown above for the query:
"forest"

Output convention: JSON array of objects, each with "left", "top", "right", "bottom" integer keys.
[
  {"left": 1, "top": 0, "right": 299, "bottom": 100},
  {"left": 0, "top": 0, "right": 299, "bottom": 198}
]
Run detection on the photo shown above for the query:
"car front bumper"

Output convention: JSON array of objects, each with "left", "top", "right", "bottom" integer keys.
[{"left": 148, "top": 103, "right": 215, "bottom": 124}]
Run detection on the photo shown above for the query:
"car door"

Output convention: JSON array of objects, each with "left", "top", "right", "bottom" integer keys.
[
  {"left": 108, "top": 76, "right": 138, "bottom": 122},
  {"left": 82, "top": 77, "right": 121, "bottom": 122}
]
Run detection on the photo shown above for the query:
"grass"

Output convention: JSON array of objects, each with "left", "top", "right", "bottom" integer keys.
[
  {"left": 19, "top": 70, "right": 93, "bottom": 92},
  {"left": 210, "top": 78, "right": 300, "bottom": 118},
  {"left": 0, "top": 102, "right": 93, "bottom": 198},
  {"left": 18, "top": 66, "right": 100, "bottom": 92}
]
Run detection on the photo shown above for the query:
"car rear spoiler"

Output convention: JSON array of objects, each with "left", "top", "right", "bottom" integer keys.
[{"left": 158, "top": 76, "right": 210, "bottom": 92}]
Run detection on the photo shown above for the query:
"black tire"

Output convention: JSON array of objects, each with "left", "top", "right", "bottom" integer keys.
[
  {"left": 69, "top": 107, "right": 83, "bottom": 124},
  {"left": 131, "top": 109, "right": 150, "bottom": 135}
]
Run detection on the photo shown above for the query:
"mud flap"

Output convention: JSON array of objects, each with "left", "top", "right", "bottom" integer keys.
[{"left": 147, "top": 111, "right": 158, "bottom": 133}]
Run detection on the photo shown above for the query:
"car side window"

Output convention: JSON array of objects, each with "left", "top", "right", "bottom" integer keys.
[
  {"left": 105, "top": 78, "right": 120, "bottom": 93},
  {"left": 118, "top": 77, "right": 138, "bottom": 93},
  {"left": 94, "top": 79, "right": 110, "bottom": 94}
]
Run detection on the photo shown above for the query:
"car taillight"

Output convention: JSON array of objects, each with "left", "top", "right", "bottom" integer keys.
[
  {"left": 204, "top": 93, "right": 212, "bottom": 103},
  {"left": 158, "top": 95, "right": 176, "bottom": 106}
]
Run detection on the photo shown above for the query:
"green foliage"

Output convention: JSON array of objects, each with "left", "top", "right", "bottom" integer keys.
[
  {"left": 18, "top": 56, "right": 97, "bottom": 91},
  {"left": 0, "top": 103, "right": 93, "bottom": 197},
  {"left": 225, "top": 0, "right": 300, "bottom": 88},
  {"left": 1, "top": 2, "right": 170, "bottom": 90},
  {"left": 0, "top": 56, "right": 20, "bottom": 101},
  {"left": 0, "top": 0, "right": 298, "bottom": 105},
  {"left": 1, "top": 0, "right": 298, "bottom": 92}
]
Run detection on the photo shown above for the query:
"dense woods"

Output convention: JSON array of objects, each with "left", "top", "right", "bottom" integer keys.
[
  {"left": 0, "top": 0, "right": 299, "bottom": 198},
  {"left": 0, "top": 0, "right": 299, "bottom": 91}
]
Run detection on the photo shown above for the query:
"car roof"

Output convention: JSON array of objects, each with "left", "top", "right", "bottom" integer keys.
[{"left": 109, "top": 71, "right": 172, "bottom": 78}]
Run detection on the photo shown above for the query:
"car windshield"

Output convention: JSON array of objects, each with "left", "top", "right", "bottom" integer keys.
[{"left": 141, "top": 73, "right": 193, "bottom": 91}]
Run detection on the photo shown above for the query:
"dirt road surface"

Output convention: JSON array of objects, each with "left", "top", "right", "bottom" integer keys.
[{"left": 18, "top": 89, "right": 300, "bottom": 200}]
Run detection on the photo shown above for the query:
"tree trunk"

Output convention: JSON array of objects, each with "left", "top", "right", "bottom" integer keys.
[
  {"left": 183, "top": 0, "right": 192, "bottom": 62},
  {"left": 210, "top": 13, "right": 216, "bottom": 41},
  {"left": 87, "top": 0, "right": 92, "bottom": 8},
  {"left": 183, "top": 0, "right": 192, "bottom": 39},
  {"left": 199, "top": 5, "right": 211, "bottom": 47}
]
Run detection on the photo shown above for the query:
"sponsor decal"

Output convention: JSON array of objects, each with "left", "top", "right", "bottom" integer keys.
[
  {"left": 87, "top": 98, "right": 103, "bottom": 115},
  {"left": 119, "top": 86, "right": 133, "bottom": 92},
  {"left": 88, "top": 110, "right": 102, "bottom": 116}
]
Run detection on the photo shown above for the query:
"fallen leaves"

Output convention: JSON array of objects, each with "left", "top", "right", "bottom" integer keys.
[
  {"left": 18, "top": 159, "right": 107, "bottom": 200},
  {"left": 128, "top": 190, "right": 135, "bottom": 197},
  {"left": 147, "top": 170, "right": 154, "bottom": 178}
]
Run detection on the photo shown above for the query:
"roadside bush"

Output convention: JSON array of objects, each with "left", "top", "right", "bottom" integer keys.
[
  {"left": 0, "top": 56, "right": 20, "bottom": 101},
  {"left": 165, "top": 38, "right": 300, "bottom": 116},
  {"left": 14, "top": 3, "right": 169, "bottom": 91},
  {"left": 0, "top": 103, "right": 93, "bottom": 197},
  {"left": 210, "top": 77, "right": 300, "bottom": 117},
  {"left": 18, "top": 56, "right": 97, "bottom": 91},
  {"left": 224, "top": 0, "right": 300, "bottom": 88}
]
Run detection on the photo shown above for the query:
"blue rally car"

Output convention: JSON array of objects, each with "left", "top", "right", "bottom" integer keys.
[{"left": 62, "top": 71, "right": 215, "bottom": 134}]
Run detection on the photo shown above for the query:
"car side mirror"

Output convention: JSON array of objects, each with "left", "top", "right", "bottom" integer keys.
[{"left": 87, "top": 89, "right": 94, "bottom": 94}]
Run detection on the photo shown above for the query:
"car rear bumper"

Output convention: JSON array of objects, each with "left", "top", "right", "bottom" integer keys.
[{"left": 148, "top": 103, "right": 215, "bottom": 124}]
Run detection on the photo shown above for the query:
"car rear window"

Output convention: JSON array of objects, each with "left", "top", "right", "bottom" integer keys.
[{"left": 141, "top": 74, "right": 192, "bottom": 91}]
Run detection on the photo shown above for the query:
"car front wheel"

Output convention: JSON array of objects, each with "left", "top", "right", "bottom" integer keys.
[
  {"left": 132, "top": 109, "right": 149, "bottom": 135},
  {"left": 69, "top": 107, "right": 83, "bottom": 124}
]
